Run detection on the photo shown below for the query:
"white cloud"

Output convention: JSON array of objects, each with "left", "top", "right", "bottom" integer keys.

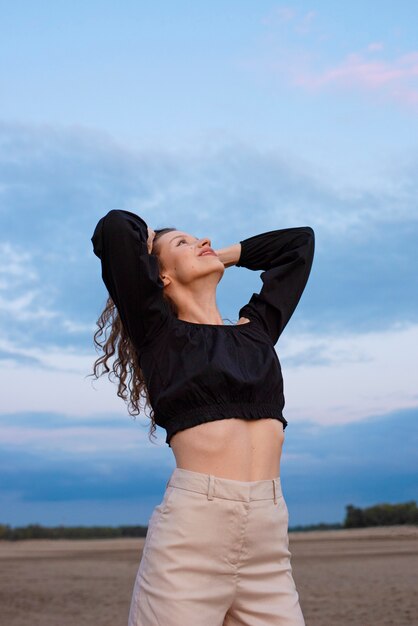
[
  {"left": 61, "top": 318, "right": 97, "bottom": 334},
  {"left": 279, "top": 320, "right": 418, "bottom": 426},
  {"left": 0, "top": 424, "right": 149, "bottom": 454},
  {"left": 0, "top": 242, "right": 60, "bottom": 322},
  {"left": 0, "top": 242, "right": 38, "bottom": 291},
  {"left": 0, "top": 337, "right": 146, "bottom": 431},
  {"left": 0, "top": 290, "right": 59, "bottom": 321}
]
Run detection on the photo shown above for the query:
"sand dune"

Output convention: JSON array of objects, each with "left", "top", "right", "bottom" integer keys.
[{"left": 1, "top": 525, "right": 416, "bottom": 625}]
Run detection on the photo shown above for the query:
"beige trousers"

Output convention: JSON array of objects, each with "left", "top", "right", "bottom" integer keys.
[{"left": 128, "top": 467, "right": 305, "bottom": 625}]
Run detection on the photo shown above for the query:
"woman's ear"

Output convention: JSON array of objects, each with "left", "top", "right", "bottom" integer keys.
[{"left": 160, "top": 272, "right": 172, "bottom": 288}]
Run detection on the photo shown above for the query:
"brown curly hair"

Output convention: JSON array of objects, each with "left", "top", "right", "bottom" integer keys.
[{"left": 89, "top": 227, "right": 177, "bottom": 445}]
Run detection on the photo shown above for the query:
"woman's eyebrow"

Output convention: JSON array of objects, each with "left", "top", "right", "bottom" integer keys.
[{"left": 170, "top": 234, "right": 199, "bottom": 243}]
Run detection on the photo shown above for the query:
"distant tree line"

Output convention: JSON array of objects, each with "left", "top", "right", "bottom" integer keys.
[
  {"left": 0, "top": 523, "right": 148, "bottom": 541},
  {"left": 288, "top": 501, "right": 417, "bottom": 532},
  {"left": 1, "top": 501, "right": 416, "bottom": 540},
  {"left": 344, "top": 500, "right": 417, "bottom": 527}
]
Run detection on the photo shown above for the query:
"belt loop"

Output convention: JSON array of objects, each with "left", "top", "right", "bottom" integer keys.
[
  {"left": 207, "top": 474, "right": 215, "bottom": 500},
  {"left": 272, "top": 479, "right": 277, "bottom": 505}
]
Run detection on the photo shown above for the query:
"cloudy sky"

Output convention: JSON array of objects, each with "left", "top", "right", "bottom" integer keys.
[{"left": 1, "top": 1, "right": 417, "bottom": 528}]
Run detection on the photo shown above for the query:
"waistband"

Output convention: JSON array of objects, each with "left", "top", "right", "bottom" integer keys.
[{"left": 166, "top": 467, "right": 282, "bottom": 503}]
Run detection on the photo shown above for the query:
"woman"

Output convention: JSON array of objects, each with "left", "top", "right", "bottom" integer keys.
[{"left": 91, "top": 208, "right": 315, "bottom": 626}]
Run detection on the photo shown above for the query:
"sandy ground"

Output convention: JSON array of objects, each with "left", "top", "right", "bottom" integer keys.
[{"left": 0, "top": 525, "right": 416, "bottom": 626}]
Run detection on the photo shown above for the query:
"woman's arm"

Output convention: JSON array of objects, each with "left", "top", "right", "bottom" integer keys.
[
  {"left": 91, "top": 209, "right": 171, "bottom": 350},
  {"left": 235, "top": 227, "right": 315, "bottom": 344}
]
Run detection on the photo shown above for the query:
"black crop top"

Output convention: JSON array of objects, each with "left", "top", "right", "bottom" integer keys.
[{"left": 91, "top": 210, "right": 315, "bottom": 447}]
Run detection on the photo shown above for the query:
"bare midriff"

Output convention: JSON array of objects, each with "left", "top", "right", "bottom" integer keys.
[{"left": 170, "top": 417, "right": 285, "bottom": 481}]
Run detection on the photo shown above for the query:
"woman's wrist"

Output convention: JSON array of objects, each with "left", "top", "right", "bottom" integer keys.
[{"left": 214, "top": 243, "right": 241, "bottom": 268}]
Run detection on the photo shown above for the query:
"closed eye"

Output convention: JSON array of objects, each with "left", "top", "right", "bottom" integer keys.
[{"left": 177, "top": 238, "right": 188, "bottom": 245}]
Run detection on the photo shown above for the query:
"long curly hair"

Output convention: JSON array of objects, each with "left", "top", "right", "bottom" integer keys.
[{"left": 89, "top": 227, "right": 177, "bottom": 445}]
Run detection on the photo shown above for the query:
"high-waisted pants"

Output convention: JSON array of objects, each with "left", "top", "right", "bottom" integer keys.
[{"left": 128, "top": 467, "right": 305, "bottom": 625}]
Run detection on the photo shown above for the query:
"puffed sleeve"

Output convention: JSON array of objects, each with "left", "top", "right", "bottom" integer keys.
[
  {"left": 236, "top": 227, "right": 315, "bottom": 344},
  {"left": 91, "top": 209, "right": 171, "bottom": 349}
]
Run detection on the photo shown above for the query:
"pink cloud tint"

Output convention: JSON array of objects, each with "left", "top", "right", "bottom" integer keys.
[
  {"left": 368, "top": 42, "right": 384, "bottom": 52},
  {"left": 261, "top": 6, "right": 296, "bottom": 25},
  {"left": 291, "top": 50, "right": 418, "bottom": 109}
]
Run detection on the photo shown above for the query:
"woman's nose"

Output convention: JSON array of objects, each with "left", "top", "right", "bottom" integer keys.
[{"left": 198, "top": 237, "right": 211, "bottom": 249}]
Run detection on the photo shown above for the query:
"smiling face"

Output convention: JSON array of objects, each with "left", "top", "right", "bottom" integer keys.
[{"left": 155, "top": 229, "right": 225, "bottom": 289}]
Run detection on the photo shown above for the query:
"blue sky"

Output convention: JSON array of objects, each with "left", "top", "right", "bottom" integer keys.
[{"left": 1, "top": 1, "right": 417, "bottom": 527}]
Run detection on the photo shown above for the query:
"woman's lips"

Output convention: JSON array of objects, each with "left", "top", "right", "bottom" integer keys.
[{"left": 200, "top": 250, "right": 216, "bottom": 257}]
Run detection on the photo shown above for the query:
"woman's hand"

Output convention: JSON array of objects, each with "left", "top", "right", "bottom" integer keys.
[
  {"left": 147, "top": 226, "right": 156, "bottom": 254},
  {"left": 213, "top": 243, "right": 242, "bottom": 268}
]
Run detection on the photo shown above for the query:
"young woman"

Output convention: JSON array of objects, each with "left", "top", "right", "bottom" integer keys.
[{"left": 91, "top": 209, "right": 315, "bottom": 626}]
